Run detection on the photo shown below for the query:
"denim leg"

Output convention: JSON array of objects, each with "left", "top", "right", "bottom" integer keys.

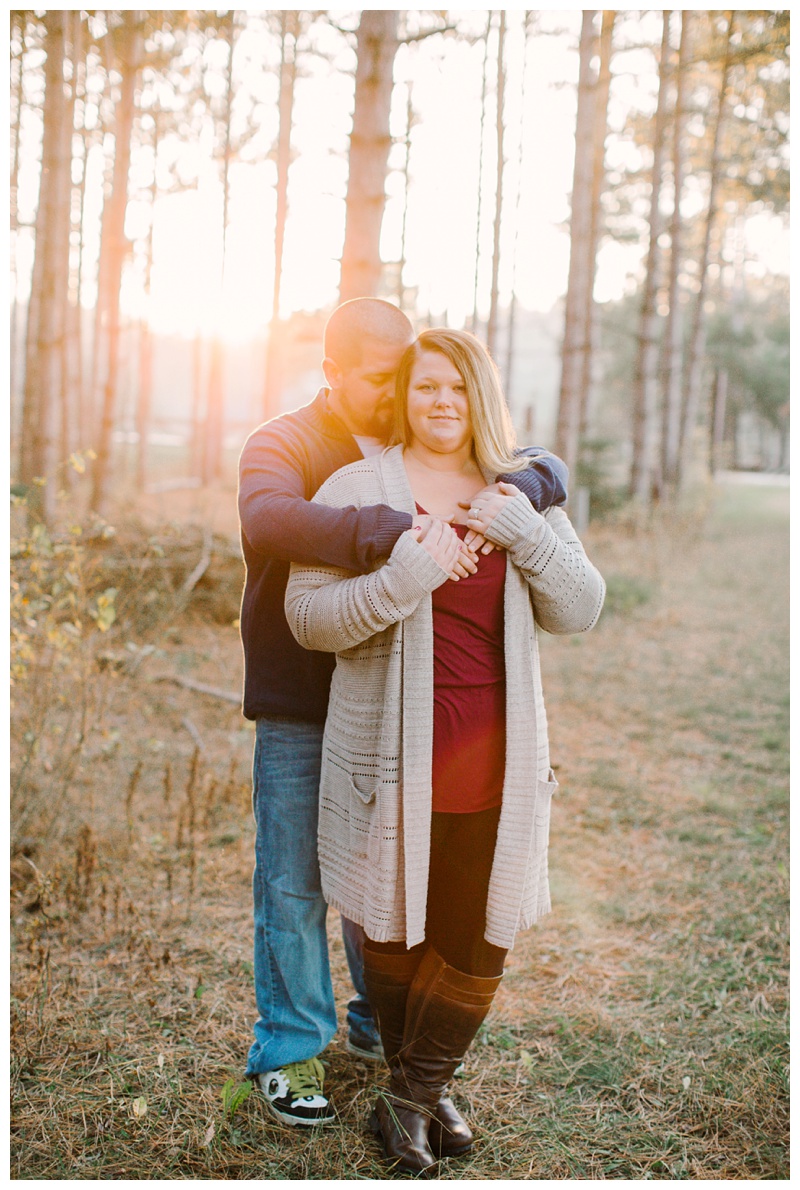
[
  {"left": 341, "top": 915, "right": 379, "bottom": 1042},
  {"left": 245, "top": 717, "right": 338, "bottom": 1076}
]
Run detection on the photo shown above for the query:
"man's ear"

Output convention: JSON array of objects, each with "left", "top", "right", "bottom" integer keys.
[{"left": 322, "top": 356, "right": 342, "bottom": 391}]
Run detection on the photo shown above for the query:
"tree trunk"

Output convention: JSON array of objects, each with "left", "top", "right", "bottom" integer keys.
[
  {"left": 396, "top": 81, "right": 414, "bottom": 309},
  {"left": 18, "top": 12, "right": 73, "bottom": 522},
  {"left": 470, "top": 13, "right": 493, "bottom": 335},
  {"left": 203, "top": 14, "right": 235, "bottom": 484},
  {"left": 678, "top": 11, "right": 735, "bottom": 492},
  {"left": 660, "top": 12, "right": 690, "bottom": 492},
  {"left": 136, "top": 111, "right": 160, "bottom": 491},
  {"left": 554, "top": 10, "right": 597, "bottom": 479},
  {"left": 629, "top": 12, "right": 672, "bottom": 504},
  {"left": 578, "top": 9, "right": 615, "bottom": 447},
  {"left": 90, "top": 12, "right": 140, "bottom": 514},
  {"left": 59, "top": 10, "right": 82, "bottom": 489},
  {"left": 262, "top": 11, "right": 297, "bottom": 423},
  {"left": 190, "top": 333, "right": 204, "bottom": 477},
  {"left": 709, "top": 368, "right": 729, "bottom": 474},
  {"left": 10, "top": 12, "right": 25, "bottom": 415},
  {"left": 339, "top": 9, "right": 399, "bottom": 302},
  {"left": 486, "top": 11, "right": 507, "bottom": 358},
  {"left": 505, "top": 11, "right": 536, "bottom": 409}
]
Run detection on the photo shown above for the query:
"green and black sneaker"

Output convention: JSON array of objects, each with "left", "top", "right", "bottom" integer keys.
[{"left": 257, "top": 1058, "right": 336, "bottom": 1127}]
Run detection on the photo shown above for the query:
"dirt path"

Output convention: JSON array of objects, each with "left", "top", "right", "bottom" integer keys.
[{"left": 11, "top": 481, "right": 788, "bottom": 1179}]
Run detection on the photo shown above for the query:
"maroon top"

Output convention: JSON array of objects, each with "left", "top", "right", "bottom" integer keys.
[{"left": 425, "top": 514, "right": 507, "bottom": 813}]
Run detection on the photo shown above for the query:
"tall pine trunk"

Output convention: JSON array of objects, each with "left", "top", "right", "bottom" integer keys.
[
  {"left": 18, "top": 12, "right": 72, "bottom": 523},
  {"left": 136, "top": 112, "right": 161, "bottom": 491},
  {"left": 203, "top": 14, "right": 235, "bottom": 484},
  {"left": 577, "top": 9, "right": 615, "bottom": 446},
  {"left": 470, "top": 13, "right": 493, "bottom": 334},
  {"left": 486, "top": 11, "right": 506, "bottom": 358},
  {"left": 678, "top": 11, "right": 735, "bottom": 491},
  {"left": 10, "top": 12, "right": 25, "bottom": 415},
  {"left": 262, "top": 12, "right": 297, "bottom": 422},
  {"left": 90, "top": 12, "right": 140, "bottom": 514},
  {"left": 629, "top": 12, "right": 672, "bottom": 504},
  {"left": 554, "top": 11, "right": 597, "bottom": 479},
  {"left": 339, "top": 10, "right": 399, "bottom": 302},
  {"left": 660, "top": 12, "right": 690, "bottom": 492}
]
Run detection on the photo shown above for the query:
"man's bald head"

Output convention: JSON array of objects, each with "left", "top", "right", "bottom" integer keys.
[{"left": 323, "top": 298, "right": 414, "bottom": 372}]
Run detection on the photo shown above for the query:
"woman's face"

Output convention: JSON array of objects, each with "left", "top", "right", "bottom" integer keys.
[{"left": 406, "top": 350, "right": 473, "bottom": 457}]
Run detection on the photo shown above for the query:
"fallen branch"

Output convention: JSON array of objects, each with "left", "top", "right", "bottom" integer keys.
[
  {"left": 175, "top": 525, "right": 214, "bottom": 610},
  {"left": 150, "top": 673, "right": 241, "bottom": 704},
  {"left": 181, "top": 716, "right": 205, "bottom": 752}
]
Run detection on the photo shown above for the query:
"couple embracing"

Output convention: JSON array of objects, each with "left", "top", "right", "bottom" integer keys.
[{"left": 238, "top": 298, "right": 604, "bottom": 1177}]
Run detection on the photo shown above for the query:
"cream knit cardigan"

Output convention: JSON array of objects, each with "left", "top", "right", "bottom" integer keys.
[{"left": 285, "top": 445, "right": 605, "bottom": 949}]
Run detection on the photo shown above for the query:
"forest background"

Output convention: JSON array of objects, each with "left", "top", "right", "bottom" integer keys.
[{"left": 9, "top": 7, "right": 790, "bottom": 1180}]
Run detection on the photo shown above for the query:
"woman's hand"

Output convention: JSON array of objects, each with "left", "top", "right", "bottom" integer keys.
[
  {"left": 409, "top": 515, "right": 466, "bottom": 580},
  {"left": 460, "top": 482, "right": 523, "bottom": 547}
]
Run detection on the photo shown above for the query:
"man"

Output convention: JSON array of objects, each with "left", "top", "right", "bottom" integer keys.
[{"left": 237, "top": 298, "right": 567, "bottom": 1126}]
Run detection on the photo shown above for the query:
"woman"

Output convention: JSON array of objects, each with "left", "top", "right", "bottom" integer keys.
[{"left": 285, "top": 329, "right": 605, "bottom": 1175}]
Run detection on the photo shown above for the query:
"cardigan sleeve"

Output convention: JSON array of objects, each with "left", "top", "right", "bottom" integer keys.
[
  {"left": 284, "top": 471, "right": 451, "bottom": 652},
  {"left": 484, "top": 491, "right": 605, "bottom": 634}
]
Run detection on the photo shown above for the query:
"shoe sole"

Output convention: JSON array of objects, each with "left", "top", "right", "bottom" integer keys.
[
  {"left": 346, "top": 1038, "right": 384, "bottom": 1062},
  {"left": 262, "top": 1097, "right": 337, "bottom": 1128}
]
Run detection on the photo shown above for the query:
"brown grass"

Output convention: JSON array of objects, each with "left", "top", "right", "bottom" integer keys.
[{"left": 10, "top": 479, "right": 789, "bottom": 1179}]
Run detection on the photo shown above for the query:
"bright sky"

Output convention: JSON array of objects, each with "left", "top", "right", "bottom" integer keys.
[{"left": 12, "top": 8, "right": 790, "bottom": 344}]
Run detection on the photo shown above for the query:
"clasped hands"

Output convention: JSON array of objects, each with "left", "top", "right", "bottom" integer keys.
[{"left": 409, "top": 482, "right": 522, "bottom": 582}]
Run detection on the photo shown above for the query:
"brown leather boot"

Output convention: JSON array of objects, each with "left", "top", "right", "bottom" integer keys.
[
  {"left": 362, "top": 945, "right": 475, "bottom": 1160},
  {"left": 371, "top": 947, "right": 502, "bottom": 1176}
]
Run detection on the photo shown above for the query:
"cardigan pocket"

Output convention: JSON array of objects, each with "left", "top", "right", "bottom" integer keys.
[
  {"left": 533, "top": 769, "right": 558, "bottom": 853},
  {"left": 348, "top": 776, "right": 380, "bottom": 861}
]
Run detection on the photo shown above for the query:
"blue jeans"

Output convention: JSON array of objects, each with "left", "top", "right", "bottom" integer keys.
[{"left": 245, "top": 716, "right": 375, "bottom": 1075}]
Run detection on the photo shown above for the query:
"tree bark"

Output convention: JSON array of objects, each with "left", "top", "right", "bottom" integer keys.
[
  {"left": 486, "top": 11, "right": 507, "bottom": 358},
  {"left": 678, "top": 11, "right": 735, "bottom": 491},
  {"left": 59, "top": 10, "right": 82, "bottom": 487},
  {"left": 629, "top": 12, "right": 672, "bottom": 504},
  {"left": 90, "top": 11, "right": 141, "bottom": 515},
  {"left": 10, "top": 12, "right": 25, "bottom": 414},
  {"left": 709, "top": 367, "right": 729, "bottom": 474},
  {"left": 471, "top": 13, "right": 493, "bottom": 335},
  {"left": 136, "top": 111, "right": 161, "bottom": 491},
  {"left": 505, "top": 11, "right": 536, "bottom": 408},
  {"left": 578, "top": 9, "right": 615, "bottom": 447},
  {"left": 660, "top": 11, "right": 690, "bottom": 492},
  {"left": 554, "top": 10, "right": 597, "bottom": 479},
  {"left": 339, "top": 10, "right": 399, "bottom": 302},
  {"left": 18, "top": 11, "right": 73, "bottom": 522},
  {"left": 203, "top": 14, "right": 235, "bottom": 485},
  {"left": 262, "top": 12, "right": 298, "bottom": 423}
]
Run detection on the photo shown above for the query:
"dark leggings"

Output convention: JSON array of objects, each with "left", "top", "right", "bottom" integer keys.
[{"left": 368, "top": 805, "right": 507, "bottom": 978}]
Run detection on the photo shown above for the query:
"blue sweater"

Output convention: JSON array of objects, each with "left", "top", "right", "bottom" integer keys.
[{"left": 237, "top": 389, "right": 567, "bottom": 723}]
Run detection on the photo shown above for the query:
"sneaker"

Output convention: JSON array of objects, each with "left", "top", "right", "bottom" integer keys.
[
  {"left": 257, "top": 1057, "right": 336, "bottom": 1127},
  {"left": 346, "top": 1027, "right": 384, "bottom": 1062}
]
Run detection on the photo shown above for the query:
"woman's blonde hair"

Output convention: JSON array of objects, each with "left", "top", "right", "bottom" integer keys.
[{"left": 391, "top": 329, "right": 534, "bottom": 476}]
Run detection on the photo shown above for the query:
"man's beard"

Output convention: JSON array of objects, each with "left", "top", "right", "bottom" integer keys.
[{"left": 342, "top": 393, "right": 394, "bottom": 439}]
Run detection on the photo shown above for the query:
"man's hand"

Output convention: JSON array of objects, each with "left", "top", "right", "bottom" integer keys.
[
  {"left": 409, "top": 516, "right": 465, "bottom": 581},
  {"left": 459, "top": 482, "right": 523, "bottom": 547}
]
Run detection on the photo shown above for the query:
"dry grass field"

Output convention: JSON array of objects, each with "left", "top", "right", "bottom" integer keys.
[{"left": 10, "top": 478, "right": 789, "bottom": 1179}]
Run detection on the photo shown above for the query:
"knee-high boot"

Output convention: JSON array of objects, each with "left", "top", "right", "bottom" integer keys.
[
  {"left": 369, "top": 946, "right": 502, "bottom": 1177},
  {"left": 362, "top": 945, "right": 474, "bottom": 1163}
]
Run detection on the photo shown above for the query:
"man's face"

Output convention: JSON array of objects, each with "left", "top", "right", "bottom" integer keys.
[{"left": 327, "top": 336, "right": 414, "bottom": 439}]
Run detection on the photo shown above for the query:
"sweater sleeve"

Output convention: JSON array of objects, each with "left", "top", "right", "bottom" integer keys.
[
  {"left": 285, "top": 531, "right": 449, "bottom": 652},
  {"left": 485, "top": 492, "right": 605, "bottom": 634},
  {"left": 496, "top": 447, "right": 568, "bottom": 510},
  {"left": 238, "top": 425, "right": 412, "bottom": 572}
]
